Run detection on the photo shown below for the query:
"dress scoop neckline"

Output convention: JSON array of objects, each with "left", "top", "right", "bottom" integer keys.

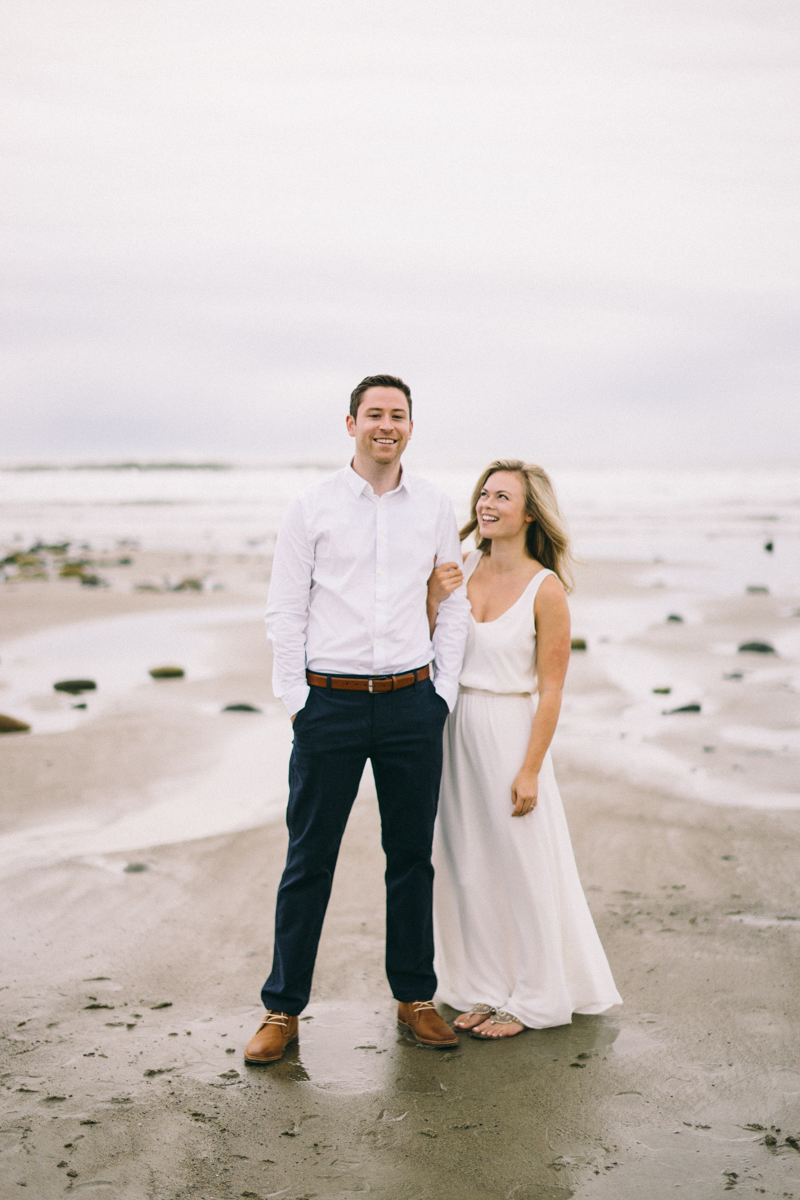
[{"left": 467, "top": 555, "right": 551, "bottom": 626}]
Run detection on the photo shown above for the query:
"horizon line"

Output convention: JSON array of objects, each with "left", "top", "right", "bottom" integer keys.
[{"left": 1, "top": 458, "right": 800, "bottom": 474}]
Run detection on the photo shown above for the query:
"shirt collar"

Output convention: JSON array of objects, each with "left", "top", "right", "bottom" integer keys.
[{"left": 344, "top": 461, "right": 411, "bottom": 498}]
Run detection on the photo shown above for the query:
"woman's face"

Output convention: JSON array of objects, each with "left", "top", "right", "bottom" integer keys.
[{"left": 476, "top": 471, "right": 532, "bottom": 543}]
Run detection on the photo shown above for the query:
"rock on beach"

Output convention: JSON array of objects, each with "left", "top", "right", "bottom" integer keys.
[{"left": 0, "top": 713, "right": 31, "bottom": 733}]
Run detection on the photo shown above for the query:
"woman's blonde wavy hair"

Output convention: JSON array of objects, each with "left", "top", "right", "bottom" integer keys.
[{"left": 459, "top": 460, "right": 574, "bottom": 593}]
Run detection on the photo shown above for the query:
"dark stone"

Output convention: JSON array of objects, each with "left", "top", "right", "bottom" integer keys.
[
  {"left": 54, "top": 679, "right": 96, "bottom": 694},
  {"left": 0, "top": 713, "right": 31, "bottom": 733},
  {"left": 764, "top": 1134, "right": 777, "bottom": 1146},
  {"left": 738, "top": 642, "right": 775, "bottom": 654},
  {"left": 666, "top": 614, "right": 684, "bottom": 623},
  {"left": 148, "top": 666, "right": 185, "bottom": 678},
  {"left": 652, "top": 687, "right": 671, "bottom": 694},
  {"left": 72, "top": 703, "right": 87, "bottom": 710},
  {"left": 663, "top": 703, "right": 701, "bottom": 714},
  {"left": 724, "top": 672, "right": 743, "bottom": 680},
  {"left": 172, "top": 577, "right": 203, "bottom": 592},
  {"left": 570, "top": 637, "right": 587, "bottom": 651},
  {"left": 746, "top": 585, "right": 769, "bottom": 594},
  {"left": 80, "top": 574, "right": 104, "bottom": 587},
  {"left": 764, "top": 541, "right": 773, "bottom": 552},
  {"left": 124, "top": 863, "right": 148, "bottom": 873},
  {"left": 222, "top": 703, "right": 262, "bottom": 712},
  {"left": 4, "top": 552, "right": 45, "bottom": 567},
  {"left": 150, "top": 1002, "right": 172, "bottom": 1009}
]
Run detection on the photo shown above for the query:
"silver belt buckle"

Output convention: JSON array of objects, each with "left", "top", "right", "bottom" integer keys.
[{"left": 368, "top": 678, "right": 374, "bottom": 693}]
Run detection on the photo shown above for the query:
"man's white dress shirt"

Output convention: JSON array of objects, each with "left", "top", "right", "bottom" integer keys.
[{"left": 266, "top": 464, "right": 471, "bottom": 718}]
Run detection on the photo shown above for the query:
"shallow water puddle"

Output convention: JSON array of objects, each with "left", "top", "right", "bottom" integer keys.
[
  {"left": 0, "top": 711, "right": 292, "bottom": 877},
  {"left": 0, "top": 604, "right": 265, "bottom": 733},
  {"left": 557, "top": 724, "right": 800, "bottom": 810}
]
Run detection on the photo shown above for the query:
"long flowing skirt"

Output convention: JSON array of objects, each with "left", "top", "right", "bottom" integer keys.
[{"left": 432, "top": 692, "right": 622, "bottom": 1028}]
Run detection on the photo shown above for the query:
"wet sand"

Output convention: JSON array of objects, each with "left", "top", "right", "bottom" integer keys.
[{"left": 1, "top": 556, "right": 800, "bottom": 1199}]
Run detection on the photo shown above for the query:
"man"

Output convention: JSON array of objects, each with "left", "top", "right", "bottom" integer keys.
[{"left": 245, "top": 374, "right": 470, "bottom": 1063}]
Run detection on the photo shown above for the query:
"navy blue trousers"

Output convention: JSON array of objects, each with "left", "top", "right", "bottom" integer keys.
[{"left": 261, "top": 675, "right": 449, "bottom": 1016}]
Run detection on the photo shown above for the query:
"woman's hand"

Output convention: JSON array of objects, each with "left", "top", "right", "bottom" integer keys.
[
  {"left": 427, "top": 559, "right": 464, "bottom": 605},
  {"left": 511, "top": 765, "right": 539, "bottom": 816}
]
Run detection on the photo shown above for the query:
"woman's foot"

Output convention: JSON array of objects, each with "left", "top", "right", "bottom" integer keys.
[
  {"left": 453, "top": 1003, "right": 495, "bottom": 1030},
  {"left": 469, "top": 1010, "right": 526, "bottom": 1039}
]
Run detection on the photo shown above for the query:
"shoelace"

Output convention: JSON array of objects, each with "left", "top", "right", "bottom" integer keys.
[
  {"left": 412, "top": 1001, "right": 438, "bottom": 1013},
  {"left": 261, "top": 1011, "right": 290, "bottom": 1029}
]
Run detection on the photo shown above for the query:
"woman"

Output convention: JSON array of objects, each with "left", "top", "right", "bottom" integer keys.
[{"left": 427, "top": 460, "right": 621, "bottom": 1038}]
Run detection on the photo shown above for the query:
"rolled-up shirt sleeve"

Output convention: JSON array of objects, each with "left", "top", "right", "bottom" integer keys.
[
  {"left": 266, "top": 494, "right": 314, "bottom": 718},
  {"left": 431, "top": 496, "right": 471, "bottom": 711}
]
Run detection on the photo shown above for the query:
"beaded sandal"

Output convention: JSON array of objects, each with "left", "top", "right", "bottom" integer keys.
[
  {"left": 468, "top": 1009, "right": 526, "bottom": 1039},
  {"left": 453, "top": 1002, "right": 495, "bottom": 1029}
]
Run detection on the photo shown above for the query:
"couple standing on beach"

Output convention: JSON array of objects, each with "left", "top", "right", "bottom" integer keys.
[{"left": 245, "top": 375, "right": 621, "bottom": 1064}]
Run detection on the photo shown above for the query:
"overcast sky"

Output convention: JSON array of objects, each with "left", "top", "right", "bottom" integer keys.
[{"left": 2, "top": 0, "right": 798, "bottom": 466}]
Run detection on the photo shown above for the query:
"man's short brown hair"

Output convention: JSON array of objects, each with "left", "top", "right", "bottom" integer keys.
[{"left": 349, "top": 375, "right": 412, "bottom": 420}]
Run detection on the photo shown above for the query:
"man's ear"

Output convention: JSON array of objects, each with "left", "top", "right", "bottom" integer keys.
[{"left": 346, "top": 413, "right": 356, "bottom": 438}]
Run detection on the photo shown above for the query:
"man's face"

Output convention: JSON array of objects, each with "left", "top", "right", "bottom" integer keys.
[{"left": 346, "top": 387, "right": 413, "bottom": 467}]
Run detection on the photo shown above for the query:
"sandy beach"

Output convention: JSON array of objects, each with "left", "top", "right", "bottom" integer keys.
[{"left": 2, "top": 547, "right": 800, "bottom": 1200}]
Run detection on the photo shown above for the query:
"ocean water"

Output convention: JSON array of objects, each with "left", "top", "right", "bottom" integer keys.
[{"left": 1, "top": 462, "right": 799, "bottom": 597}]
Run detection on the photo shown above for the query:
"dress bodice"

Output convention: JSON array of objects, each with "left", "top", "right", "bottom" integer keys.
[{"left": 457, "top": 550, "right": 555, "bottom": 695}]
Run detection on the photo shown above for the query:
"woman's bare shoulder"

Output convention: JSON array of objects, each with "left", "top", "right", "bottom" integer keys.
[{"left": 534, "top": 571, "right": 569, "bottom": 611}]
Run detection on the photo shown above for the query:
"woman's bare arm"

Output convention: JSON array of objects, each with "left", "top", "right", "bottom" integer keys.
[{"left": 510, "top": 575, "right": 571, "bottom": 816}]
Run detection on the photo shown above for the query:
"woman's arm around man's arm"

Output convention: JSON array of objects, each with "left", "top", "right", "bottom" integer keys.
[{"left": 429, "top": 495, "right": 471, "bottom": 711}]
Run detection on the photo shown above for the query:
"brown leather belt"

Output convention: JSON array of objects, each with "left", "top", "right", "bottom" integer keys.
[{"left": 306, "top": 664, "right": 430, "bottom": 693}]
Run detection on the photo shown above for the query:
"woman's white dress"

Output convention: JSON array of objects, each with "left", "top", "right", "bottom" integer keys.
[{"left": 432, "top": 551, "right": 621, "bottom": 1028}]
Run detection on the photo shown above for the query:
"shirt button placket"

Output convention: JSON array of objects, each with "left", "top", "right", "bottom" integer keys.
[{"left": 375, "top": 498, "right": 387, "bottom": 673}]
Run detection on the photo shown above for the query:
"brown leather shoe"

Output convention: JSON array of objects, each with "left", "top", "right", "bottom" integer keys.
[
  {"left": 397, "top": 1000, "right": 458, "bottom": 1048},
  {"left": 244, "top": 1010, "right": 299, "bottom": 1063}
]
